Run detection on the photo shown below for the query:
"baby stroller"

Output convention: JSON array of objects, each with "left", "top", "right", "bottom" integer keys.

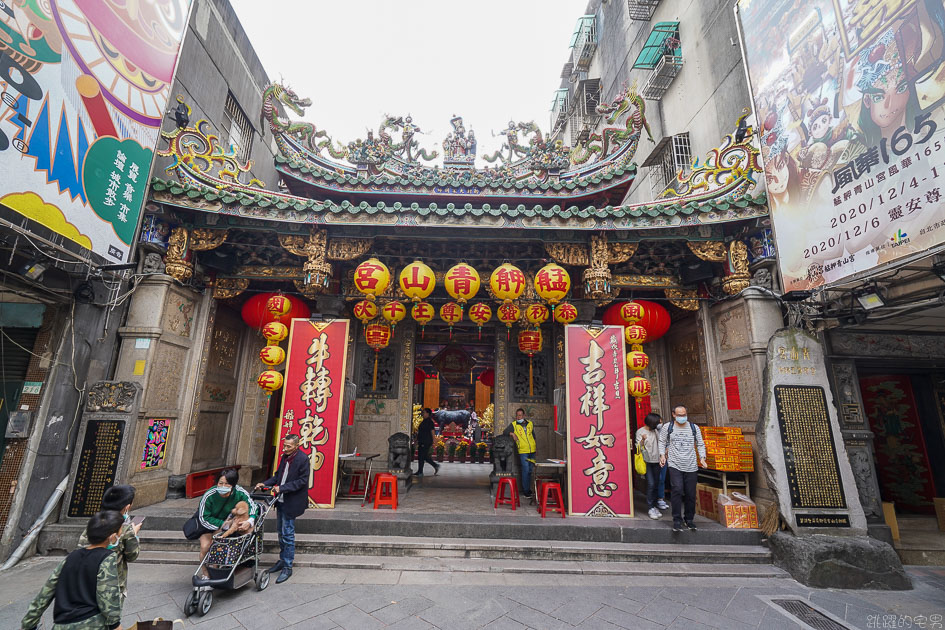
[{"left": 184, "top": 490, "right": 277, "bottom": 616}]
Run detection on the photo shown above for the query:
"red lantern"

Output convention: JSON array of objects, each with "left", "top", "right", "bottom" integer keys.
[
  {"left": 628, "top": 376, "right": 652, "bottom": 398},
  {"left": 626, "top": 350, "right": 649, "bottom": 372},
  {"left": 257, "top": 370, "right": 284, "bottom": 396},
  {"left": 534, "top": 262, "right": 571, "bottom": 306},
  {"left": 266, "top": 295, "right": 292, "bottom": 320},
  {"left": 241, "top": 293, "right": 311, "bottom": 329},
  {"left": 365, "top": 323, "right": 392, "bottom": 391},
  {"left": 554, "top": 302, "right": 578, "bottom": 325},
  {"left": 261, "top": 321, "right": 288, "bottom": 344},
  {"left": 478, "top": 368, "right": 495, "bottom": 388},
  {"left": 439, "top": 301, "right": 463, "bottom": 339},
  {"left": 411, "top": 301, "right": 435, "bottom": 338},
  {"left": 625, "top": 324, "right": 648, "bottom": 345},
  {"left": 353, "top": 257, "right": 391, "bottom": 301},
  {"left": 414, "top": 366, "right": 428, "bottom": 384},
  {"left": 468, "top": 302, "right": 492, "bottom": 339},
  {"left": 259, "top": 345, "right": 286, "bottom": 366},
  {"left": 620, "top": 301, "right": 644, "bottom": 325},
  {"left": 602, "top": 299, "right": 671, "bottom": 341},
  {"left": 518, "top": 329, "right": 543, "bottom": 397},
  {"left": 353, "top": 299, "right": 378, "bottom": 323},
  {"left": 444, "top": 262, "right": 481, "bottom": 304},
  {"left": 382, "top": 300, "right": 407, "bottom": 327},
  {"left": 496, "top": 302, "right": 521, "bottom": 340},
  {"left": 524, "top": 303, "right": 549, "bottom": 327}
]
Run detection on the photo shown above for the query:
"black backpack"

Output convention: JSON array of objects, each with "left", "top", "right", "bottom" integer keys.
[{"left": 665, "top": 420, "right": 699, "bottom": 441}]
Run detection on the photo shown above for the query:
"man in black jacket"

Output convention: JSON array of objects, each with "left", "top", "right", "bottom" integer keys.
[{"left": 256, "top": 433, "right": 309, "bottom": 584}]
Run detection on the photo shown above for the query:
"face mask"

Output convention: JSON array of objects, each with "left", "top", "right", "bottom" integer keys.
[
  {"left": 107, "top": 535, "right": 119, "bottom": 550},
  {"left": 675, "top": 416, "right": 688, "bottom": 423},
  {"left": 218, "top": 487, "right": 232, "bottom": 496},
  {"left": 123, "top": 513, "right": 129, "bottom": 522}
]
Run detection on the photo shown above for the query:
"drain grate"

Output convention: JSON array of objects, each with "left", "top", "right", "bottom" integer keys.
[{"left": 771, "top": 599, "right": 852, "bottom": 630}]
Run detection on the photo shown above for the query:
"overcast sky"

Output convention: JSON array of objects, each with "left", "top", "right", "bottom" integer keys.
[{"left": 229, "top": 0, "right": 588, "bottom": 165}]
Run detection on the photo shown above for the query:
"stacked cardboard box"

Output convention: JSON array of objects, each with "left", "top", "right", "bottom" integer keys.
[
  {"left": 695, "top": 483, "right": 721, "bottom": 521},
  {"left": 700, "top": 426, "right": 754, "bottom": 472},
  {"left": 717, "top": 492, "right": 759, "bottom": 528}
]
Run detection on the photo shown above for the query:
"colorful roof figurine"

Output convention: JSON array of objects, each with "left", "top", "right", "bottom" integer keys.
[{"left": 153, "top": 79, "right": 765, "bottom": 231}]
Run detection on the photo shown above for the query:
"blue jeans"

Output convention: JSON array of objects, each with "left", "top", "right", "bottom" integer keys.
[
  {"left": 645, "top": 461, "right": 662, "bottom": 508},
  {"left": 519, "top": 453, "right": 534, "bottom": 495},
  {"left": 276, "top": 508, "right": 296, "bottom": 568},
  {"left": 658, "top": 464, "right": 667, "bottom": 500}
]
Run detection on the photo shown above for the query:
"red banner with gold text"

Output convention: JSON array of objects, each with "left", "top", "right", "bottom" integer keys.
[
  {"left": 565, "top": 325, "right": 633, "bottom": 517},
  {"left": 276, "top": 319, "right": 350, "bottom": 508}
]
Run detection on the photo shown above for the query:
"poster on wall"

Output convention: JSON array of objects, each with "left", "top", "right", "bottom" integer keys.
[
  {"left": 737, "top": 0, "right": 945, "bottom": 291},
  {"left": 277, "top": 319, "right": 350, "bottom": 508},
  {"left": 0, "top": 0, "right": 193, "bottom": 263},
  {"left": 564, "top": 325, "right": 633, "bottom": 517},
  {"left": 140, "top": 418, "right": 170, "bottom": 470}
]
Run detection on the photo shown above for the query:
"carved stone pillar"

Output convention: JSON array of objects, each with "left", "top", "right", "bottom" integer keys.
[{"left": 164, "top": 227, "right": 193, "bottom": 283}]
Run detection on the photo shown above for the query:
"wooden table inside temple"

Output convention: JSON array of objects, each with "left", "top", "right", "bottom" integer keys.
[
  {"left": 336, "top": 453, "right": 380, "bottom": 505},
  {"left": 531, "top": 459, "right": 567, "bottom": 506}
]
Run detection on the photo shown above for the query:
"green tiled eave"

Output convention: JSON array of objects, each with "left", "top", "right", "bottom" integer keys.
[{"left": 149, "top": 177, "right": 767, "bottom": 219}]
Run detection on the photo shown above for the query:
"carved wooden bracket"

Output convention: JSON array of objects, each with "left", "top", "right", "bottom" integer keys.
[
  {"left": 190, "top": 228, "right": 228, "bottom": 251},
  {"left": 212, "top": 277, "right": 249, "bottom": 299},
  {"left": 327, "top": 238, "right": 373, "bottom": 261},
  {"left": 164, "top": 227, "right": 193, "bottom": 283},
  {"left": 665, "top": 288, "right": 699, "bottom": 310},
  {"left": 686, "top": 241, "right": 727, "bottom": 262}
]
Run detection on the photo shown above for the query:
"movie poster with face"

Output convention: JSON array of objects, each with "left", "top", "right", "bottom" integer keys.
[
  {"left": 0, "top": 0, "right": 192, "bottom": 263},
  {"left": 738, "top": 0, "right": 945, "bottom": 291}
]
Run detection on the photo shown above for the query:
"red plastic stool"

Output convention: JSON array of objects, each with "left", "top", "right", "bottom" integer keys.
[
  {"left": 539, "top": 482, "right": 565, "bottom": 518},
  {"left": 534, "top": 476, "right": 555, "bottom": 512},
  {"left": 348, "top": 470, "right": 368, "bottom": 495},
  {"left": 494, "top": 477, "right": 520, "bottom": 510},
  {"left": 373, "top": 473, "right": 398, "bottom": 510}
]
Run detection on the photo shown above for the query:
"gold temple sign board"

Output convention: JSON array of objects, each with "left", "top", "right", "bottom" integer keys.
[{"left": 774, "top": 385, "right": 847, "bottom": 510}]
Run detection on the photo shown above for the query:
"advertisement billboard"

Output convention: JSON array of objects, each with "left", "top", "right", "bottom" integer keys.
[
  {"left": 277, "top": 318, "right": 350, "bottom": 509},
  {"left": 0, "top": 0, "right": 192, "bottom": 262},
  {"left": 737, "top": 0, "right": 945, "bottom": 290},
  {"left": 564, "top": 325, "right": 633, "bottom": 517}
]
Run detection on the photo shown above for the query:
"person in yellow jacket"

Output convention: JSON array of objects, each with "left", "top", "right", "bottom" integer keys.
[{"left": 502, "top": 408, "right": 537, "bottom": 497}]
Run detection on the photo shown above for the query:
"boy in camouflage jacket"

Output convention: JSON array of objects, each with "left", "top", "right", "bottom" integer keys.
[
  {"left": 77, "top": 485, "right": 140, "bottom": 600},
  {"left": 21, "top": 511, "right": 125, "bottom": 630}
]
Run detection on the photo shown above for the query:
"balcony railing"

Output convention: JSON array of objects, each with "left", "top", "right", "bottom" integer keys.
[
  {"left": 571, "top": 16, "right": 598, "bottom": 71},
  {"left": 641, "top": 53, "right": 683, "bottom": 100}
]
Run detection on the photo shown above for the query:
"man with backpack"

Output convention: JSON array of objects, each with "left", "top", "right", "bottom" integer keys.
[{"left": 658, "top": 405, "right": 707, "bottom": 532}]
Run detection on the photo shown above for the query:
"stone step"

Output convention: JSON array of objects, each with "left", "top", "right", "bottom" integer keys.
[
  {"left": 134, "top": 550, "right": 789, "bottom": 578},
  {"left": 136, "top": 531, "right": 773, "bottom": 564}
]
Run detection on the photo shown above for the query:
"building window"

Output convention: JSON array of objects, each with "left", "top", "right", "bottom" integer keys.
[
  {"left": 632, "top": 22, "right": 681, "bottom": 70},
  {"left": 570, "top": 15, "right": 598, "bottom": 71},
  {"left": 642, "top": 133, "right": 692, "bottom": 196},
  {"left": 627, "top": 0, "right": 660, "bottom": 22},
  {"left": 222, "top": 92, "right": 253, "bottom": 163},
  {"left": 569, "top": 78, "right": 602, "bottom": 145}
]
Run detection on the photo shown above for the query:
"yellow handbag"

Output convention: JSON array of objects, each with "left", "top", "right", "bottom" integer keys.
[{"left": 634, "top": 450, "right": 647, "bottom": 475}]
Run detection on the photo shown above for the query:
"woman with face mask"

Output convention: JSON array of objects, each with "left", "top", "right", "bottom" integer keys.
[
  {"left": 195, "top": 469, "right": 258, "bottom": 565},
  {"left": 21, "top": 510, "right": 126, "bottom": 630}
]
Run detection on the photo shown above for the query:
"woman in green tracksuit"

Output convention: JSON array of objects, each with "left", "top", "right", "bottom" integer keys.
[{"left": 195, "top": 469, "right": 258, "bottom": 563}]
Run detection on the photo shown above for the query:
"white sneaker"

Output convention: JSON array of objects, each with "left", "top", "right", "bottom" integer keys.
[
  {"left": 657, "top": 499, "right": 669, "bottom": 510},
  {"left": 648, "top": 507, "right": 661, "bottom": 519}
]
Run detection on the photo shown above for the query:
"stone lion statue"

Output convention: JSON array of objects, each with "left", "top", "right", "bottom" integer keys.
[
  {"left": 387, "top": 432, "right": 411, "bottom": 471},
  {"left": 491, "top": 435, "right": 517, "bottom": 475}
]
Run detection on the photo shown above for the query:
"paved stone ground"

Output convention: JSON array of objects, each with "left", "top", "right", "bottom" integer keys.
[{"left": 3, "top": 557, "right": 943, "bottom": 629}]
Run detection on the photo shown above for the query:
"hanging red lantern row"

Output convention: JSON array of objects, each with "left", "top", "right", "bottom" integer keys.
[
  {"left": 365, "top": 323, "right": 392, "bottom": 391},
  {"left": 411, "top": 301, "right": 435, "bottom": 338},
  {"left": 399, "top": 260, "right": 436, "bottom": 302},
  {"left": 468, "top": 302, "right": 492, "bottom": 339},
  {"left": 621, "top": 302, "right": 652, "bottom": 400},
  {"left": 256, "top": 295, "right": 290, "bottom": 397},
  {"left": 518, "top": 329, "right": 543, "bottom": 397},
  {"left": 490, "top": 262, "right": 526, "bottom": 303}
]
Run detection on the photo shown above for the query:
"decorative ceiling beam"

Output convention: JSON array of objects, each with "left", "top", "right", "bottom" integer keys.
[
  {"left": 687, "top": 241, "right": 726, "bottom": 262},
  {"left": 212, "top": 277, "right": 249, "bottom": 300},
  {"left": 190, "top": 228, "right": 228, "bottom": 251}
]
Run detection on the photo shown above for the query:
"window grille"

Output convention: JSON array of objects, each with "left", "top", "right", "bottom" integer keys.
[
  {"left": 223, "top": 92, "right": 253, "bottom": 163},
  {"left": 571, "top": 15, "right": 598, "bottom": 71},
  {"left": 551, "top": 89, "right": 571, "bottom": 133},
  {"left": 645, "top": 133, "right": 691, "bottom": 196},
  {"left": 632, "top": 22, "right": 680, "bottom": 70},
  {"left": 628, "top": 0, "right": 660, "bottom": 21}
]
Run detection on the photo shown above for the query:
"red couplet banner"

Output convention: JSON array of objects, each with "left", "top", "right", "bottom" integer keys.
[
  {"left": 564, "top": 325, "right": 633, "bottom": 517},
  {"left": 276, "top": 319, "right": 351, "bottom": 508}
]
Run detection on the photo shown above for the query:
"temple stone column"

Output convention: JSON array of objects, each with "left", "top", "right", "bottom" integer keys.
[{"left": 113, "top": 274, "right": 211, "bottom": 506}]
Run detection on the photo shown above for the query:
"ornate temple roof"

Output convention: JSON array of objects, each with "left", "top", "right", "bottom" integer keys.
[{"left": 151, "top": 84, "right": 765, "bottom": 231}]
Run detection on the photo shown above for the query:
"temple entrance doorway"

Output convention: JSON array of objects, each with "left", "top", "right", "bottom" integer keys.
[{"left": 409, "top": 323, "right": 498, "bottom": 506}]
